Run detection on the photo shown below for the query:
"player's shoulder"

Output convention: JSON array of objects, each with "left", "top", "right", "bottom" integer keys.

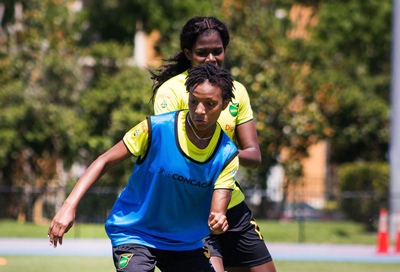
[
  {"left": 232, "top": 80, "right": 250, "bottom": 103},
  {"left": 163, "top": 72, "right": 187, "bottom": 87},
  {"left": 156, "top": 72, "right": 187, "bottom": 98},
  {"left": 233, "top": 80, "right": 248, "bottom": 94}
]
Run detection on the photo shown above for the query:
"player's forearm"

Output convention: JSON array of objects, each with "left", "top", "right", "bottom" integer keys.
[
  {"left": 238, "top": 148, "right": 261, "bottom": 168},
  {"left": 65, "top": 141, "right": 131, "bottom": 207},
  {"left": 235, "top": 120, "right": 262, "bottom": 168},
  {"left": 64, "top": 156, "right": 109, "bottom": 208},
  {"left": 208, "top": 189, "right": 232, "bottom": 234},
  {"left": 210, "top": 189, "right": 232, "bottom": 214}
]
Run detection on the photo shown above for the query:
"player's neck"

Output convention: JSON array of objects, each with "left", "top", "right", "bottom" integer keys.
[{"left": 186, "top": 116, "right": 214, "bottom": 149}]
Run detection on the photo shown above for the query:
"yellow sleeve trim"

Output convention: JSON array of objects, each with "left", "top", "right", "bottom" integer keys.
[
  {"left": 233, "top": 81, "right": 254, "bottom": 125},
  {"left": 214, "top": 156, "right": 239, "bottom": 190},
  {"left": 213, "top": 155, "right": 245, "bottom": 209}
]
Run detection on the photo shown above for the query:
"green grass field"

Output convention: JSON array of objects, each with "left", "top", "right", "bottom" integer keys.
[
  {"left": 257, "top": 220, "right": 377, "bottom": 244},
  {"left": 0, "top": 219, "right": 377, "bottom": 244},
  {"left": 0, "top": 220, "right": 107, "bottom": 239},
  {"left": 1, "top": 256, "right": 398, "bottom": 272},
  {"left": 1, "top": 219, "right": 387, "bottom": 272}
]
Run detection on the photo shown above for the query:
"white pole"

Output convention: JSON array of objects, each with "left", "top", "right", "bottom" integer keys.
[
  {"left": 134, "top": 21, "right": 146, "bottom": 68},
  {"left": 389, "top": 0, "right": 400, "bottom": 242}
]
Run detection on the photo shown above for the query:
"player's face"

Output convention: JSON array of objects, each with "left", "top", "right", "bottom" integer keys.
[
  {"left": 188, "top": 81, "right": 228, "bottom": 137},
  {"left": 184, "top": 31, "right": 225, "bottom": 68}
]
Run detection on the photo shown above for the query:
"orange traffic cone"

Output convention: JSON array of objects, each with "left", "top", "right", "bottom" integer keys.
[
  {"left": 376, "top": 208, "right": 389, "bottom": 254},
  {"left": 395, "top": 211, "right": 400, "bottom": 254}
]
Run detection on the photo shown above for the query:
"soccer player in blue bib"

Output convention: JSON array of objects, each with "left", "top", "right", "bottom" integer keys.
[{"left": 48, "top": 63, "right": 239, "bottom": 272}]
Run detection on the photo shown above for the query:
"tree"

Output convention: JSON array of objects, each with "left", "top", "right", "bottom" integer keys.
[
  {"left": 0, "top": 0, "right": 391, "bottom": 222},
  {"left": 0, "top": 0, "right": 87, "bottom": 220},
  {"left": 305, "top": 0, "right": 391, "bottom": 163},
  {"left": 81, "top": 0, "right": 220, "bottom": 57},
  {"left": 222, "top": 1, "right": 329, "bottom": 188},
  {"left": 78, "top": 41, "right": 153, "bottom": 188},
  {"left": 219, "top": 0, "right": 390, "bottom": 218}
]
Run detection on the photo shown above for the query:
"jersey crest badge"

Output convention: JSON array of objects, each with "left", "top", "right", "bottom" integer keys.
[
  {"left": 161, "top": 101, "right": 168, "bottom": 108},
  {"left": 118, "top": 253, "right": 134, "bottom": 269},
  {"left": 229, "top": 103, "right": 239, "bottom": 117}
]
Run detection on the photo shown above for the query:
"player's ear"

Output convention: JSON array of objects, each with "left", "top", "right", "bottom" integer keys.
[
  {"left": 222, "top": 100, "right": 229, "bottom": 110},
  {"left": 184, "top": 49, "right": 192, "bottom": 60}
]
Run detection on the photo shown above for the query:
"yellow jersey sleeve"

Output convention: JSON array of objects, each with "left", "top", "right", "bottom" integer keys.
[
  {"left": 234, "top": 81, "right": 254, "bottom": 125},
  {"left": 214, "top": 81, "right": 253, "bottom": 140},
  {"left": 123, "top": 120, "right": 149, "bottom": 157},
  {"left": 214, "top": 156, "right": 239, "bottom": 190},
  {"left": 213, "top": 155, "right": 244, "bottom": 209}
]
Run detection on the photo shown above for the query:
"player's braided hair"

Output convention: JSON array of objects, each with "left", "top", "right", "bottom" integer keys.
[
  {"left": 185, "top": 63, "right": 235, "bottom": 103},
  {"left": 150, "top": 16, "right": 230, "bottom": 102}
]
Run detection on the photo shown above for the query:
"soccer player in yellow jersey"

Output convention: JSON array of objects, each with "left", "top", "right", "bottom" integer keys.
[{"left": 151, "top": 17, "right": 276, "bottom": 272}]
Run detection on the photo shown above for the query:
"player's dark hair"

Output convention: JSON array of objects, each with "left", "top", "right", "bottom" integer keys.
[
  {"left": 185, "top": 63, "right": 235, "bottom": 103},
  {"left": 150, "top": 16, "right": 230, "bottom": 102}
]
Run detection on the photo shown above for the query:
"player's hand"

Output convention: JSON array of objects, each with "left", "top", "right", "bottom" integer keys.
[
  {"left": 48, "top": 202, "right": 76, "bottom": 248},
  {"left": 208, "top": 212, "right": 228, "bottom": 235}
]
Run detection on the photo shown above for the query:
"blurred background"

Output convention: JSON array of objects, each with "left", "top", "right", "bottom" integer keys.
[{"left": 0, "top": 0, "right": 394, "bottom": 243}]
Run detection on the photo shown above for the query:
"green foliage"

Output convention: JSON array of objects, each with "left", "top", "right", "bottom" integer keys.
[
  {"left": 0, "top": 1, "right": 154, "bottom": 190},
  {"left": 82, "top": 42, "right": 152, "bottom": 138},
  {"left": 0, "top": 81, "right": 25, "bottom": 167},
  {"left": 82, "top": 0, "right": 219, "bottom": 46},
  {"left": 85, "top": 41, "right": 134, "bottom": 80},
  {"left": 0, "top": 0, "right": 393, "bottom": 222},
  {"left": 0, "top": 0, "right": 87, "bottom": 172},
  {"left": 312, "top": 0, "right": 391, "bottom": 99},
  {"left": 79, "top": 43, "right": 153, "bottom": 186},
  {"left": 338, "top": 162, "right": 389, "bottom": 228},
  {"left": 80, "top": 67, "right": 153, "bottom": 186},
  {"left": 223, "top": 1, "right": 329, "bottom": 187},
  {"left": 221, "top": 0, "right": 391, "bottom": 190},
  {"left": 305, "top": 0, "right": 391, "bottom": 163},
  {"left": 329, "top": 87, "right": 389, "bottom": 162}
]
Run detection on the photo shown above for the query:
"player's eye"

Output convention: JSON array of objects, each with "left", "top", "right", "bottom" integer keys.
[
  {"left": 206, "top": 102, "right": 217, "bottom": 108},
  {"left": 195, "top": 51, "right": 208, "bottom": 57},
  {"left": 213, "top": 49, "right": 223, "bottom": 56}
]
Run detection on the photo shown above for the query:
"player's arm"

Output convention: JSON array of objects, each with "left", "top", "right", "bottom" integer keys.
[
  {"left": 48, "top": 140, "right": 131, "bottom": 247},
  {"left": 208, "top": 156, "right": 238, "bottom": 234},
  {"left": 208, "top": 189, "right": 232, "bottom": 235},
  {"left": 48, "top": 121, "right": 149, "bottom": 247},
  {"left": 235, "top": 83, "right": 261, "bottom": 168},
  {"left": 236, "top": 120, "right": 261, "bottom": 168}
]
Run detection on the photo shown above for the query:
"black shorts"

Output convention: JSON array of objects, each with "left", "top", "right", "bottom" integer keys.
[
  {"left": 112, "top": 244, "right": 214, "bottom": 272},
  {"left": 203, "top": 201, "right": 273, "bottom": 267}
]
